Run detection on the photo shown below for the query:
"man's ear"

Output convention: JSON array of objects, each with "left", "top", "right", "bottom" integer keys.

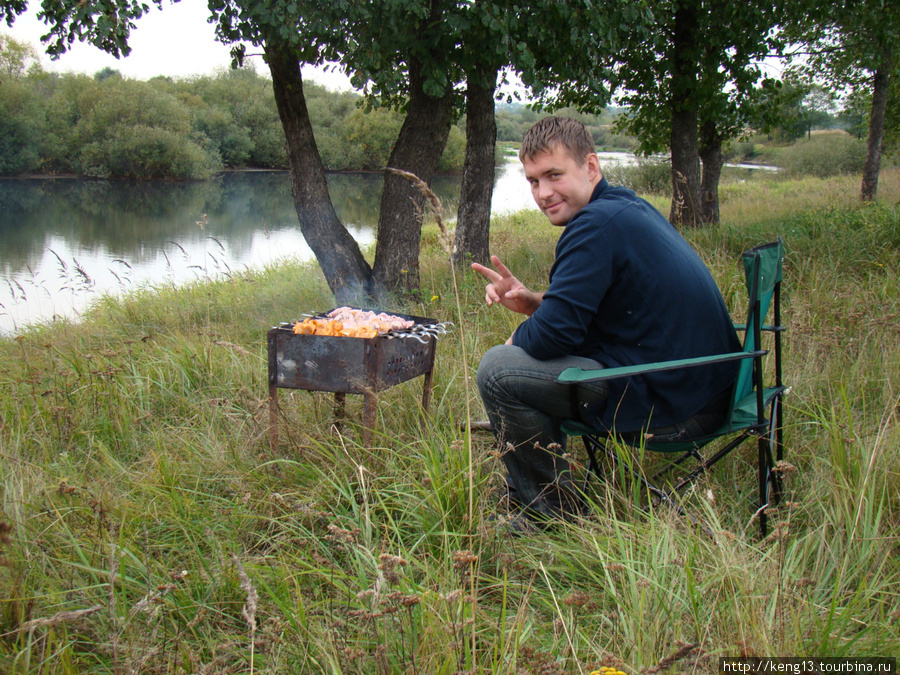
[{"left": 586, "top": 153, "right": 601, "bottom": 180}]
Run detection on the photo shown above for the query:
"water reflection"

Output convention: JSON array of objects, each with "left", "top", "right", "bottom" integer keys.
[
  {"left": 2, "top": 179, "right": 238, "bottom": 266},
  {"left": 0, "top": 163, "right": 528, "bottom": 334}
]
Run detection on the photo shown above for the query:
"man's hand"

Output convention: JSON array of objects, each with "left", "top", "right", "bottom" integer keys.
[{"left": 471, "top": 255, "right": 544, "bottom": 316}]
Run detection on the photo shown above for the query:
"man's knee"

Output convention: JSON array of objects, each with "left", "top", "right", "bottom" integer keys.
[{"left": 476, "top": 344, "right": 518, "bottom": 397}]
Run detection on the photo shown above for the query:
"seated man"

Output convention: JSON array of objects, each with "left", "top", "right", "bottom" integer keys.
[{"left": 473, "top": 116, "right": 741, "bottom": 524}]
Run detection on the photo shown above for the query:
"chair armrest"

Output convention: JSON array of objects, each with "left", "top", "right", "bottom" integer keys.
[{"left": 558, "top": 350, "right": 764, "bottom": 384}]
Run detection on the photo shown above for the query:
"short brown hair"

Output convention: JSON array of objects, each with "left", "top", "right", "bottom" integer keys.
[{"left": 518, "top": 116, "right": 596, "bottom": 166}]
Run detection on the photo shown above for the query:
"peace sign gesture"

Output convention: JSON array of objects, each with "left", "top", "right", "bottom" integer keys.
[{"left": 471, "top": 255, "right": 544, "bottom": 316}]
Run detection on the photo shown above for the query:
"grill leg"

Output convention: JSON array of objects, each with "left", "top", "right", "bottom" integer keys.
[
  {"left": 363, "top": 390, "right": 377, "bottom": 448},
  {"left": 268, "top": 382, "right": 279, "bottom": 452},
  {"left": 421, "top": 368, "right": 434, "bottom": 415},
  {"left": 333, "top": 392, "right": 346, "bottom": 435}
]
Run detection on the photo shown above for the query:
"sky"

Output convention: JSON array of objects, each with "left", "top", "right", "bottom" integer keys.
[{"left": 8, "top": 1, "right": 355, "bottom": 90}]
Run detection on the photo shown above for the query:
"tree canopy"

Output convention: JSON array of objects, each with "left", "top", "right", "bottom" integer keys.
[
  {"left": 608, "top": 0, "right": 788, "bottom": 225},
  {"left": 8, "top": 0, "right": 896, "bottom": 294},
  {"left": 0, "top": 31, "right": 39, "bottom": 77},
  {"left": 786, "top": 0, "right": 900, "bottom": 200}
]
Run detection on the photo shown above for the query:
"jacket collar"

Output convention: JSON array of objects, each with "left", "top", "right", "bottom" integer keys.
[{"left": 590, "top": 176, "right": 610, "bottom": 202}]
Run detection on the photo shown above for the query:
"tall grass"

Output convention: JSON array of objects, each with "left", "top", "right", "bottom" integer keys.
[{"left": 1, "top": 169, "right": 899, "bottom": 672}]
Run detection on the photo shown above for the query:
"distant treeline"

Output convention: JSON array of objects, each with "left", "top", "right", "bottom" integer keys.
[
  {"left": 1, "top": 67, "right": 436, "bottom": 179},
  {"left": 495, "top": 106, "right": 634, "bottom": 152},
  {"left": 0, "top": 64, "right": 635, "bottom": 180}
]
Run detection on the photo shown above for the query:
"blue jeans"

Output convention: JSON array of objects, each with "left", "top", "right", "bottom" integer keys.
[
  {"left": 476, "top": 344, "right": 729, "bottom": 519},
  {"left": 476, "top": 345, "right": 608, "bottom": 519}
]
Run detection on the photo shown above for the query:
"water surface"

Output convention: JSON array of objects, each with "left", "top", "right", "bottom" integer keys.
[
  {"left": 0, "top": 162, "right": 535, "bottom": 334},
  {"left": 0, "top": 152, "right": 775, "bottom": 335}
]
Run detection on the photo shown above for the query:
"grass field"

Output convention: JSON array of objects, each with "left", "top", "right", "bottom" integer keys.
[{"left": 1, "top": 169, "right": 898, "bottom": 673}]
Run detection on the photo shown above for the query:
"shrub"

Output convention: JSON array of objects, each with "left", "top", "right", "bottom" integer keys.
[
  {"left": 436, "top": 124, "right": 465, "bottom": 173},
  {"left": 192, "top": 105, "right": 254, "bottom": 167},
  {"left": 342, "top": 107, "right": 405, "bottom": 171},
  {"left": 73, "top": 78, "right": 194, "bottom": 144},
  {"left": 79, "top": 125, "right": 222, "bottom": 180},
  {"left": 775, "top": 132, "right": 867, "bottom": 178},
  {"left": 603, "top": 157, "right": 671, "bottom": 195},
  {"left": 0, "top": 78, "right": 43, "bottom": 174},
  {"left": 177, "top": 68, "right": 286, "bottom": 169},
  {"left": 730, "top": 139, "right": 759, "bottom": 162},
  {"left": 37, "top": 73, "right": 99, "bottom": 174}
]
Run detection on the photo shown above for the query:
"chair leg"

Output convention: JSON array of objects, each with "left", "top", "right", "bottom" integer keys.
[
  {"left": 670, "top": 433, "right": 749, "bottom": 494},
  {"left": 581, "top": 435, "right": 602, "bottom": 490},
  {"left": 650, "top": 448, "right": 704, "bottom": 481},
  {"left": 579, "top": 435, "right": 719, "bottom": 534},
  {"left": 759, "top": 427, "right": 786, "bottom": 538},
  {"left": 768, "top": 395, "right": 784, "bottom": 505},
  {"left": 755, "top": 395, "right": 788, "bottom": 538},
  {"left": 758, "top": 434, "right": 769, "bottom": 537},
  {"left": 584, "top": 435, "right": 683, "bottom": 512}
]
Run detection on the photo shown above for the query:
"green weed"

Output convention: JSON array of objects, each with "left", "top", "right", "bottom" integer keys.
[{"left": 1, "top": 168, "right": 899, "bottom": 672}]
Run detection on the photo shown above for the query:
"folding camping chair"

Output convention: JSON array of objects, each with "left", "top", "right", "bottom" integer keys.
[{"left": 558, "top": 239, "right": 788, "bottom": 536}]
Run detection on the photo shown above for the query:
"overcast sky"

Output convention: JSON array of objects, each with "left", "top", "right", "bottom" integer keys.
[{"left": 9, "top": 1, "right": 355, "bottom": 90}]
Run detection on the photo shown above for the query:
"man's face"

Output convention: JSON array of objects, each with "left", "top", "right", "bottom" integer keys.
[{"left": 522, "top": 144, "right": 601, "bottom": 227}]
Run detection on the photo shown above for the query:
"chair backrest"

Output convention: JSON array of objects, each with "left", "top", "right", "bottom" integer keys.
[{"left": 730, "top": 238, "right": 784, "bottom": 407}]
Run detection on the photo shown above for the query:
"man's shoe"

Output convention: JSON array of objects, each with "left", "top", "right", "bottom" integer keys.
[{"left": 486, "top": 511, "right": 541, "bottom": 537}]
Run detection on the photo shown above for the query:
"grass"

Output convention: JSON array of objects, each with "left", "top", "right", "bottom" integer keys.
[{"left": 1, "top": 168, "right": 899, "bottom": 673}]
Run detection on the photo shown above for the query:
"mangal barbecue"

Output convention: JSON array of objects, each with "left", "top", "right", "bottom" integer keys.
[{"left": 267, "top": 307, "right": 452, "bottom": 447}]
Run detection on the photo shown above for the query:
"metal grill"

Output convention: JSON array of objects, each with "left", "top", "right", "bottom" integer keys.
[{"left": 267, "top": 309, "right": 447, "bottom": 448}]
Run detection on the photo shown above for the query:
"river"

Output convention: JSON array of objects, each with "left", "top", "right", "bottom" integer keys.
[{"left": 0, "top": 153, "right": 775, "bottom": 335}]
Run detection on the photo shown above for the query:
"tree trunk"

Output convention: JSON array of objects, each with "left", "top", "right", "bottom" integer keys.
[
  {"left": 452, "top": 67, "right": 497, "bottom": 267},
  {"left": 371, "top": 59, "right": 454, "bottom": 299},
  {"left": 861, "top": 46, "right": 892, "bottom": 202},
  {"left": 670, "top": 110, "right": 702, "bottom": 228},
  {"left": 669, "top": 1, "right": 702, "bottom": 228},
  {"left": 699, "top": 119, "right": 725, "bottom": 224},
  {"left": 265, "top": 42, "right": 372, "bottom": 303}
]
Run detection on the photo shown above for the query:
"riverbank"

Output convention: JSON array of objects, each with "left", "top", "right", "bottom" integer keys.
[{"left": 2, "top": 169, "right": 899, "bottom": 669}]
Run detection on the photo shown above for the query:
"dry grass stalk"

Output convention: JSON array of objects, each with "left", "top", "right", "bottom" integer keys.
[
  {"left": 14, "top": 606, "right": 103, "bottom": 633},
  {"left": 213, "top": 340, "right": 255, "bottom": 358},
  {"left": 538, "top": 562, "right": 582, "bottom": 673},
  {"left": 108, "top": 542, "right": 120, "bottom": 674},
  {"left": 386, "top": 167, "right": 451, "bottom": 252},
  {"left": 232, "top": 554, "right": 259, "bottom": 673},
  {"left": 0, "top": 520, "right": 10, "bottom": 568},
  {"left": 0, "top": 521, "right": 11, "bottom": 545},
  {"left": 232, "top": 555, "right": 258, "bottom": 633},
  {"left": 643, "top": 641, "right": 701, "bottom": 673}
]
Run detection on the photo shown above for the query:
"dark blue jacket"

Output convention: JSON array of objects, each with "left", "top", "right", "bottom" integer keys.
[{"left": 512, "top": 178, "right": 742, "bottom": 431}]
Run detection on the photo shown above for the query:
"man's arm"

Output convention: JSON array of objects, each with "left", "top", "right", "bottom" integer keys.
[{"left": 512, "top": 216, "right": 613, "bottom": 360}]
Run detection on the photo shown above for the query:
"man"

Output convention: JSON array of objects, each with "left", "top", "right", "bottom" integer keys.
[{"left": 473, "top": 116, "right": 741, "bottom": 524}]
